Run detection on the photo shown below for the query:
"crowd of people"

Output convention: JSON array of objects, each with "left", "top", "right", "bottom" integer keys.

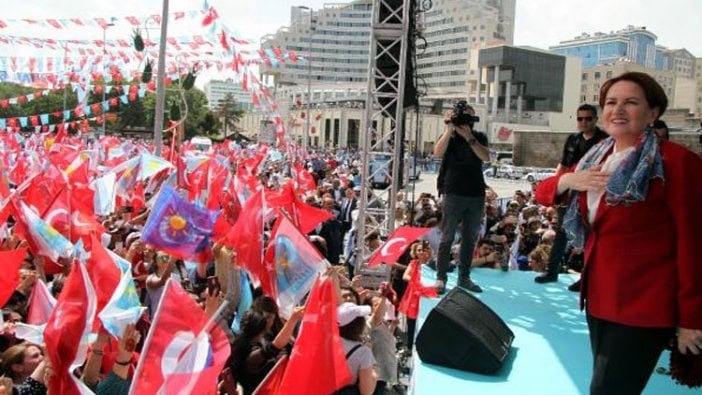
[{"left": 1, "top": 71, "right": 701, "bottom": 395}]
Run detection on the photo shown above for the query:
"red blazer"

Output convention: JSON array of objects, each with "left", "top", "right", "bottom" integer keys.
[{"left": 535, "top": 141, "right": 702, "bottom": 329}]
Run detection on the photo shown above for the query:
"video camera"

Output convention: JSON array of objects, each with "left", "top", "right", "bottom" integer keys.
[{"left": 450, "top": 100, "right": 480, "bottom": 127}]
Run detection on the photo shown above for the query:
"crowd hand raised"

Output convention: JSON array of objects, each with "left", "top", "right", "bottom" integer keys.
[
  {"left": 204, "top": 289, "right": 223, "bottom": 318},
  {"left": 117, "top": 323, "right": 140, "bottom": 363},
  {"left": 560, "top": 165, "right": 610, "bottom": 192},
  {"left": 677, "top": 327, "right": 702, "bottom": 355},
  {"left": 218, "top": 367, "right": 237, "bottom": 395},
  {"left": 290, "top": 306, "right": 306, "bottom": 322}
]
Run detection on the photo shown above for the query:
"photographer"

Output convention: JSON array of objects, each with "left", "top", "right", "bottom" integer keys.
[{"left": 432, "top": 100, "right": 489, "bottom": 294}]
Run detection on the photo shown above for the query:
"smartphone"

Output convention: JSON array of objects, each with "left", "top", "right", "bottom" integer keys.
[{"left": 207, "top": 276, "right": 221, "bottom": 296}]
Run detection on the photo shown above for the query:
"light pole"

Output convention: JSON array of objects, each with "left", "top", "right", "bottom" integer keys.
[
  {"left": 101, "top": 18, "right": 116, "bottom": 137},
  {"left": 153, "top": 0, "right": 170, "bottom": 156},
  {"left": 297, "top": 6, "right": 313, "bottom": 152}
]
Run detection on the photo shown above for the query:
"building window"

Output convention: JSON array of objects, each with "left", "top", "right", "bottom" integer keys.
[
  {"left": 606, "top": 71, "right": 613, "bottom": 79},
  {"left": 582, "top": 73, "right": 588, "bottom": 80},
  {"left": 594, "top": 72, "right": 601, "bottom": 79},
  {"left": 593, "top": 95, "right": 599, "bottom": 102}
]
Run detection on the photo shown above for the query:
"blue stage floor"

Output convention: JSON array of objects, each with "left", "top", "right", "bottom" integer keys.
[{"left": 410, "top": 267, "right": 697, "bottom": 395}]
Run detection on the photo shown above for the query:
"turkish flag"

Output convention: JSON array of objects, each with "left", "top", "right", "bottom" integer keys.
[
  {"left": 278, "top": 277, "right": 352, "bottom": 394},
  {"left": 129, "top": 279, "right": 230, "bottom": 395},
  {"left": 398, "top": 260, "right": 438, "bottom": 319},
  {"left": 219, "top": 190, "right": 270, "bottom": 292},
  {"left": 252, "top": 356, "right": 288, "bottom": 395},
  {"left": 85, "top": 233, "right": 121, "bottom": 317},
  {"left": 26, "top": 279, "right": 57, "bottom": 325},
  {"left": 367, "top": 226, "right": 432, "bottom": 267},
  {"left": 43, "top": 260, "right": 97, "bottom": 395},
  {"left": 0, "top": 247, "right": 28, "bottom": 307}
]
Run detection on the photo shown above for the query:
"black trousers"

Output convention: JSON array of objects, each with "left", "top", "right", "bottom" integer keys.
[{"left": 587, "top": 314, "right": 674, "bottom": 395}]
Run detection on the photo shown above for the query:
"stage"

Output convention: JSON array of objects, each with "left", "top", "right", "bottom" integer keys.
[{"left": 409, "top": 267, "right": 697, "bottom": 395}]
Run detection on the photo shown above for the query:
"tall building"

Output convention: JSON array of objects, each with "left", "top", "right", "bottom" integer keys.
[
  {"left": 578, "top": 63, "right": 676, "bottom": 104},
  {"left": 260, "top": 0, "right": 515, "bottom": 100},
  {"left": 550, "top": 26, "right": 663, "bottom": 69},
  {"left": 696, "top": 57, "right": 702, "bottom": 118},
  {"left": 203, "top": 80, "right": 253, "bottom": 111},
  {"left": 552, "top": 26, "right": 699, "bottom": 114},
  {"left": 417, "top": 0, "right": 515, "bottom": 99}
]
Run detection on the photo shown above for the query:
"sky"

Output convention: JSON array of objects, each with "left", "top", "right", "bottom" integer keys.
[
  {"left": 0, "top": 0, "right": 702, "bottom": 76},
  {"left": 2, "top": 0, "right": 701, "bottom": 57}
]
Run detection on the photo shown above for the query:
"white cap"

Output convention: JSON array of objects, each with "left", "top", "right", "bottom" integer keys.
[{"left": 337, "top": 302, "right": 372, "bottom": 327}]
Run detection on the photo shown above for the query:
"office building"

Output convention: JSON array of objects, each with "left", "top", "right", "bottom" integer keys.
[
  {"left": 260, "top": 0, "right": 515, "bottom": 100},
  {"left": 203, "top": 80, "right": 253, "bottom": 112},
  {"left": 550, "top": 26, "right": 663, "bottom": 70}
]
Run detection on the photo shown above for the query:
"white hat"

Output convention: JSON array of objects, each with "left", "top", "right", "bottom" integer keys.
[{"left": 337, "top": 302, "right": 372, "bottom": 327}]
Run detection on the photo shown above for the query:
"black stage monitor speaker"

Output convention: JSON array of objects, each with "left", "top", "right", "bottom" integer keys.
[{"left": 415, "top": 287, "right": 514, "bottom": 374}]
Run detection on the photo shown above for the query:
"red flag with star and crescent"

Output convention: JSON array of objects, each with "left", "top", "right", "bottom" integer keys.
[{"left": 367, "top": 226, "right": 432, "bottom": 267}]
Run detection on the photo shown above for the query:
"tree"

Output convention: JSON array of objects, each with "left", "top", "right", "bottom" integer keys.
[
  {"left": 199, "top": 112, "right": 220, "bottom": 137},
  {"left": 215, "top": 93, "right": 243, "bottom": 139},
  {"left": 143, "top": 86, "right": 210, "bottom": 140},
  {"left": 0, "top": 82, "right": 79, "bottom": 131}
]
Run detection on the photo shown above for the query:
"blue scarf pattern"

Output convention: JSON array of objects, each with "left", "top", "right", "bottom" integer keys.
[{"left": 562, "top": 128, "right": 665, "bottom": 248}]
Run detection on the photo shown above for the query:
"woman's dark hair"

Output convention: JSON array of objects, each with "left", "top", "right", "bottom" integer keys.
[
  {"left": 238, "top": 309, "right": 268, "bottom": 340},
  {"left": 653, "top": 119, "right": 670, "bottom": 140},
  {"left": 599, "top": 72, "right": 668, "bottom": 117},
  {"left": 338, "top": 316, "right": 366, "bottom": 342},
  {"left": 252, "top": 295, "right": 283, "bottom": 336}
]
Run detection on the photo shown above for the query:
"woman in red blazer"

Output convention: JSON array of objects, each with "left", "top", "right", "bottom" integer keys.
[{"left": 535, "top": 72, "right": 702, "bottom": 394}]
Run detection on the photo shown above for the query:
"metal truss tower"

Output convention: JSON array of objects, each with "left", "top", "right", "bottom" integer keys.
[{"left": 355, "top": 0, "right": 414, "bottom": 284}]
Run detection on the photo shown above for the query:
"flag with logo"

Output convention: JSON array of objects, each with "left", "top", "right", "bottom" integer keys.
[
  {"left": 265, "top": 215, "right": 328, "bottom": 318},
  {"left": 98, "top": 249, "right": 146, "bottom": 338},
  {"left": 367, "top": 226, "right": 432, "bottom": 267},
  {"left": 129, "top": 279, "right": 230, "bottom": 395},
  {"left": 141, "top": 185, "right": 219, "bottom": 263}
]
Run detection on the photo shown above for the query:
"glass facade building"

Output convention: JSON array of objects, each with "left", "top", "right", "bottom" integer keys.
[
  {"left": 550, "top": 26, "right": 662, "bottom": 70},
  {"left": 479, "top": 46, "right": 566, "bottom": 112}
]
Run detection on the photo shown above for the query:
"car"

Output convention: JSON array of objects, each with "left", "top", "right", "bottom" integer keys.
[
  {"left": 484, "top": 165, "right": 523, "bottom": 180},
  {"left": 523, "top": 169, "right": 556, "bottom": 183}
]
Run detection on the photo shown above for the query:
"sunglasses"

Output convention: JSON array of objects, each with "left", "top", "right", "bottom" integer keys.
[{"left": 577, "top": 116, "right": 594, "bottom": 122}]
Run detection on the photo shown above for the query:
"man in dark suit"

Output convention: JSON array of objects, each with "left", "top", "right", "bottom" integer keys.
[
  {"left": 338, "top": 187, "right": 357, "bottom": 245},
  {"left": 318, "top": 196, "right": 343, "bottom": 265}
]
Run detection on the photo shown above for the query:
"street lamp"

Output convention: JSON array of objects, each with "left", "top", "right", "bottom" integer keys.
[
  {"left": 297, "top": 6, "right": 314, "bottom": 152},
  {"left": 101, "top": 17, "right": 116, "bottom": 137}
]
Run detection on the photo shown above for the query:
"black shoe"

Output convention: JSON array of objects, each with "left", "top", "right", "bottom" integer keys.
[
  {"left": 457, "top": 277, "right": 482, "bottom": 293},
  {"left": 568, "top": 279, "right": 582, "bottom": 292},
  {"left": 534, "top": 272, "right": 558, "bottom": 284}
]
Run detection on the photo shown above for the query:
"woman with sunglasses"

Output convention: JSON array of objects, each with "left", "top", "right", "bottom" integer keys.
[{"left": 143, "top": 252, "right": 175, "bottom": 319}]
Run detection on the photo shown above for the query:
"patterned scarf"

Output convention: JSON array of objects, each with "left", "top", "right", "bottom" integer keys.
[{"left": 563, "top": 128, "right": 665, "bottom": 248}]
